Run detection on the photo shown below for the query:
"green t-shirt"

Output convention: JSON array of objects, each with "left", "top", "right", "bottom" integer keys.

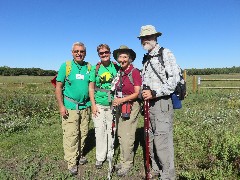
[
  {"left": 56, "top": 60, "right": 91, "bottom": 110},
  {"left": 89, "top": 62, "right": 119, "bottom": 106}
]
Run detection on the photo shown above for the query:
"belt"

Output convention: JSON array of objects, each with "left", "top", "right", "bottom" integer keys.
[
  {"left": 150, "top": 95, "right": 171, "bottom": 102},
  {"left": 95, "top": 87, "right": 112, "bottom": 102},
  {"left": 64, "top": 96, "right": 89, "bottom": 112}
]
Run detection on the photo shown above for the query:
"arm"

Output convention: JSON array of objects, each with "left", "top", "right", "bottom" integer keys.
[
  {"left": 112, "top": 86, "right": 140, "bottom": 106},
  {"left": 154, "top": 49, "right": 180, "bottom": 97},
  {"left": 55, "top": 81, "right": 68, "bottom": 117},
  {"left": 89, "top": 82, "right": 99, "bottom": 117}
]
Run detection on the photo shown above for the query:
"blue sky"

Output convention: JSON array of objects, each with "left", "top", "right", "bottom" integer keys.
[{"left": 0, "top": 0, "right": 239, "bottom": 71}]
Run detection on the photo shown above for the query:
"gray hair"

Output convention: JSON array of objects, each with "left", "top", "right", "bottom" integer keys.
[{"left": 71, "top": 42, "right": 86, "bottom": 51}]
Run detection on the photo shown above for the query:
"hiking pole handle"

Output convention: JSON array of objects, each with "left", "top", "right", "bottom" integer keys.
[{"left": 143, "top": 84, "right": 150, "bottom": 90}]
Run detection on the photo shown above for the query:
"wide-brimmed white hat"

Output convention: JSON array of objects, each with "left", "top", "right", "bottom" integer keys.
[{"left": 137, "top": 25, "right": 162, "bottom": 39}]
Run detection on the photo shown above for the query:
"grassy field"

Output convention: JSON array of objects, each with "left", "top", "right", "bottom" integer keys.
[{"left": 0, "top": 74, "right": 240, "bottom": 179}]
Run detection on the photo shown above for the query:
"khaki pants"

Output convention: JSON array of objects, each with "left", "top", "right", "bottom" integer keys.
[
  {"left": 62, "top": 108, "right": 90, "bottom": 169},
  {"left": 92, "top": 104, "right": 114, "bottom": 162},
  {"left": 117, "top": 101, "right": 140, "bottom": 169}
]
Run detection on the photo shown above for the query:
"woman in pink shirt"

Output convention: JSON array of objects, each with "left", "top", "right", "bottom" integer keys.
[{"left": 111, "top": 45, "right": 142, "bottom": 177}]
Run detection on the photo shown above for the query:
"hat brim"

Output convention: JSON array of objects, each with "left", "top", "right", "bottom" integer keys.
[
  {"left": 113, "top": 49, "right": 136, "bottom": 61},
  {"left": 137, "top": 32, "right": 162, "bottom": 39}
]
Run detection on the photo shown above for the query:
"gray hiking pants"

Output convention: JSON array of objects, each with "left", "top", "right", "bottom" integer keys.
[{"left": 149, "top": 96, "right": 175, "bottom": 180}]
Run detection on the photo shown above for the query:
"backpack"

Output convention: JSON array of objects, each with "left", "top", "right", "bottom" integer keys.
[
  {"left": 174, "top": 70, "right": 186, "bottom": 100},
  {"left": 51, "top": 60, "right": 91, "bottom": 88}
]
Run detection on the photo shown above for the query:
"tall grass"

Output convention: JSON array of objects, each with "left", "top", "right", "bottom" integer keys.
[{"left": 0, "top": 75, "right": 240, "bottom": 179}]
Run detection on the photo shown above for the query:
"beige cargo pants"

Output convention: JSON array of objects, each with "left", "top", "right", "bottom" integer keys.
[
  {"left": 62, "top": 107, "right": 90, "bottom": 169},
  {"left": 117, "top": 101, "right": 140, "bottom": 170}
]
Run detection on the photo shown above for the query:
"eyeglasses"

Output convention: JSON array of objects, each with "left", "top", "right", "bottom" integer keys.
[
  {"left": 119, "top": 61, "right": 128, "bottom": 64},
  {"left": 73, "top": 50, "right": 85, "bottom": 54},
  {"left": 99, "top": 51, "right": 110, "bottom": 55}
]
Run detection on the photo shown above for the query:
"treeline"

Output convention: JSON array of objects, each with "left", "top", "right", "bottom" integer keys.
[
  {"left": 1, "top": 66, "right": 240, "bottom": 76},
  {"left": 0, "top": 66, "right": 57, "bottom": 76},
  {"left": 186, "top": 66, "right": 240, "bottom": 75}
]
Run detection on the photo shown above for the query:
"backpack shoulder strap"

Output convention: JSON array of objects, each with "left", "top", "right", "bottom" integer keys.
[
  {"left": 159, "top": 47, "right": 170, "bottom": 79},
  {"left": 158, "top": 47, "right": 165, "bottom": 67},
  {"left": 112, "top": 61, "right": 120, "bottom": 72},
  {"left": 66, "top": 60, "right": 72, "bottom": 77},
  {"left": 86, "top": 62, "right": 91, "bottom": 72},
  {"left": 95, "top": 62, "right": 101, "bottom": 77},
  {"left": 128, "top": 68, "right": 138, "bottom": 85},
  {"left": 95, "top": 61, "right": 120, "bottom": 77},
  {"left": 65, "top": 60, "right": 72, "bottom": 85}
]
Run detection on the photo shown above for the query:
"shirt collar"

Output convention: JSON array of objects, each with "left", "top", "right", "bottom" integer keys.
[
  {"left": 121, "top": 64, "right": 133, "bottom": 74},
  {"left": 149, "top": 43, "right": 161, "bottom": 56}
]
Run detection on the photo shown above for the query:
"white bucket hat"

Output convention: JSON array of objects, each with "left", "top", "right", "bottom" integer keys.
[{"left": 137, "top": 25, "right": 162, "bottom": 39}]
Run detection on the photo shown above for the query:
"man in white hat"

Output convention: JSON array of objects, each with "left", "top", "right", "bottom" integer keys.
[{"left": 138, "top": 25, "right": 182, "bottom": 180}]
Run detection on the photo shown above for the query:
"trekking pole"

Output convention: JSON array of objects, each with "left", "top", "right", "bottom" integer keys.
[
  {"left": 107, "top": 106, "right": 117, "bottom": 180},
  {"left": 143, "top": 85, "right": 151, "bottom": 180},
  {"left": 107, "top": 71, "right": 122, "bottom": 179}
]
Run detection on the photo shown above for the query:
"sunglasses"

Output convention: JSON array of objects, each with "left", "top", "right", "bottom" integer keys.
[
  {"left": 73, "top": 50, "right": 85, "bottom": 54},
  {"left": 99, "top": 51, "right": 110, "bottom": 55}
]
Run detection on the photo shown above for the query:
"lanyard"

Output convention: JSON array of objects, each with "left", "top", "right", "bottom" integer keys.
[{"left": 74, "top": 61, "right": 85, "bottom": 74}]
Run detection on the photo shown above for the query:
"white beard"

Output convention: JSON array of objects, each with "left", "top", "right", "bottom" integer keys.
[{"left": 142, "top": 40, "right": 157, "bottom": 51}]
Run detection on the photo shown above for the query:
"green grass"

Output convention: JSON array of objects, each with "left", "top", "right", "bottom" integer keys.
[
  {"left": 174, "top": 89, "right": 240, "bottom": 179},
  {"left": 0, "top": 115, "right": 146, "bottom": 180},
  {"left": 0, "top": 75, "right": 240, "bottom": 179},
  {"left": 0, "top": 75, "right": 54, "bottom": 83}
]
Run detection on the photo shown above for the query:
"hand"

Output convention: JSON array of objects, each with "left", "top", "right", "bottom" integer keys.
[
  {"left": 91, "top": 104, "right": 100, "bottom": 118},
  {"left": 113, "top": 97, "right": 124, "bottom": 106},
  {"left": 59, "top": 106, "right": 68, "bottom": 118},
  {"left": 142, "top": 90, "right": 153, "bottom": 100}
]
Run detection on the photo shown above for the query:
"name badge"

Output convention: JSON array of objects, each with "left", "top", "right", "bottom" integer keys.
[
  {"left": 117, "top": 91, "right": 123, "bottom": 98},
  {"left": 76, "top": 74, "right": 84, "bottom": 80}
]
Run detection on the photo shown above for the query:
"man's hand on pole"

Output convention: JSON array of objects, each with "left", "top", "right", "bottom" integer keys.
[{"left": 142, "top": 90, "right": 153, "bottom": 100}]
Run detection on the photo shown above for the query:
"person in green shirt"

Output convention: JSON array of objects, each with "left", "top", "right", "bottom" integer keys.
[
  {"left": 55, "top": 42, "right": 91, "bottom": 175},
  {"left": 89, "top": 44, "right": 119, "bottom": 169}
]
